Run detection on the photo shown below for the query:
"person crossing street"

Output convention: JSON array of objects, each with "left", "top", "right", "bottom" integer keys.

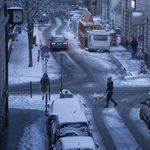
[{"left": 105, "top": 76, "right": 117, "bottom": 108}]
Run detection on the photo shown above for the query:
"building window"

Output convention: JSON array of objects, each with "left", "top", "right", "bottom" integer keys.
[{"left": 131, "top": 0, "right": 136, "bottom": 10}]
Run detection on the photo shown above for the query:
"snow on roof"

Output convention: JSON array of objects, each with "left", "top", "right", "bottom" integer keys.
[
  {"left": 7, "top": 7, "right": 23, "bottom": 10},
  {"left": 51, "top": 98, "right": 83, "bottom": 115},
  {"left": 60, "top": 136, "right": 95, "bottom": 149},
  {"left": 57, "top": 114, "right": 87, "bottom": 123}
]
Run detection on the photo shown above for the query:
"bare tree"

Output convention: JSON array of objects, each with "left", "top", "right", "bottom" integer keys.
[
  {"left": 7, "top": 0, "right": 74, "bottom": 67},
  {"left": 7, "top": 0, "right": 48, "bottom": 67}
]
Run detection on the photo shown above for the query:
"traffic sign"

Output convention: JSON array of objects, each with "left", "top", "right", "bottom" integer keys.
[
  {"left": 136, "top": 48, "right": 144, "bottom": 56},
  {"left": 41, "top": 46, "right": 49, "bottom": 53},
  {"left": 138, "top": 35, "right": 144, "bottom": 41}
]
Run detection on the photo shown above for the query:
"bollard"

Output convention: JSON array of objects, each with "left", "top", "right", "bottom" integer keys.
[
  {"left": 30, "top": 81, "right": 32, "bottom": 98},
  {"left": 45, "top": 93, "right": 47, "bottom": 113},
  {"left": 37, "top": 50, "right": 40, "bottom": 62}
]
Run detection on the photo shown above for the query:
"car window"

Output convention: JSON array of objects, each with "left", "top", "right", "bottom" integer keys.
[
  {"left": 60, "top": 122, "right": 87, "bottom": 129},
  {"left": 94, "top": 35, "right": 108, "bottom": 41},
  {"left": 52, "top": 37, "right": 65, "bottom": 41}
]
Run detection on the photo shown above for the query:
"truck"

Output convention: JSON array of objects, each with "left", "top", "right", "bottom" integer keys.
[{"left": 78, "top": 9, "right": 112, "bottom": 52}]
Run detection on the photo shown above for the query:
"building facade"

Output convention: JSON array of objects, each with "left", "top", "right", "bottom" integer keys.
[
  {"left": 0, "top": 0, "right": 9, "bottom": 143},
  {"left": 121, "top": 0, "right": 150, "bottom": 68}
]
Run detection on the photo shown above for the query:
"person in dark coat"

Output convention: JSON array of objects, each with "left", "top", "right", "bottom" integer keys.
[
  {"left": 130, "top": 38, "right": 138, "bottom": 58},
  {"left": 105, "top": 77, "right": 117, "bottom": 108},
  {"left": 40, "top": 73, "right": 50, "bottom": 100}
]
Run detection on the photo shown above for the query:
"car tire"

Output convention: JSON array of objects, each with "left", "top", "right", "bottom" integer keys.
[
  {"left": 140, "top": 110, "right": 144, "bottom": 120},
  {"left": 147, "top": 120, "right": 150, "bottom": 129},
  {"left": 51, "top": 133, "right": 56, "bottom": 144}
]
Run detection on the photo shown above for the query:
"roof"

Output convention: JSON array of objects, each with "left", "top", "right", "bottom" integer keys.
[
  {"left": 58, "top": 136, "right": 95, "bottom": 149},
  {"left": 51, "top": 98, "right": 83, "bottom": 115},
  {"left": 57, "top": 114, "right": 87, "bottom": 123}
]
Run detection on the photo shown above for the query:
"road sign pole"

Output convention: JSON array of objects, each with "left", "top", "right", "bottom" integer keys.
[{"left": 61, "top": 53, "right": 63, "bottom": 98}]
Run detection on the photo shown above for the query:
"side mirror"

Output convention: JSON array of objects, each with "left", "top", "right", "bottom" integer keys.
[
  {"left": 48, "top": 39, "right": 51, "bottom": 41},
  {"left": 65, "top": 38, "right": 68, "bottom": 40},
  {"left": 95, "top": 143, "right": 99, "bottom": 148}
]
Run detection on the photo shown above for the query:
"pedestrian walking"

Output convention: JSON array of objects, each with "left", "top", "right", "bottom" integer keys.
[
  {"left": 104, "top": 77, "right": 117, "bottom": 108},
  {"left": 130, "top": 37, "right": 138, "bottom": 58},
  {"left": 40, "top": 73, "right": 50, "bottom": 100}
]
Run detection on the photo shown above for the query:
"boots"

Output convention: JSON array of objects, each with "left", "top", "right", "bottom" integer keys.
[
  {"left": 104, "top": 101, "right": 109, "bottom": 108},
  {"left": 42, "top": 96, "right": 44, "bottom": 100}
]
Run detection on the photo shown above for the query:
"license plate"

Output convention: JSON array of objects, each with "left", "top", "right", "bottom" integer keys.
[{"left": 57, "top": 43, "right": 62, "bottom": 45}]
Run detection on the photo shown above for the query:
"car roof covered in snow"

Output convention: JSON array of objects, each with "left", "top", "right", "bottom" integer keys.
[
  {"left": 50, "top": 97, "right": 84, "bottom": 115},
  {"left": 57, "top": 113, "right": 87, "bottom": 123},
  {"left": 56, "top": 136, "right": 96, "bottom": 149}
]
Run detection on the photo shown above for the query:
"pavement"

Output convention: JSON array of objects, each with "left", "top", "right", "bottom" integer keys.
[{"left": 0, "top": 21, "right": 149, "bottom": 150}]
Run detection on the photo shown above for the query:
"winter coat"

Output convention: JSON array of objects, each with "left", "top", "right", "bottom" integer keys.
[
  {"left": 106, "top": 80, "right": 113, "bottom": 93},
  {"left": 40, "top": 73, "right": 50, "bottom": 92},
  {"left": 130, "top": 39, "right": 138, "bottom": 49}
]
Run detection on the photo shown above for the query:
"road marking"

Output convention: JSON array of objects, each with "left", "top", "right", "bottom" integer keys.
[{"left": 102, "top": 108, "right": 139, "bottom": 150}]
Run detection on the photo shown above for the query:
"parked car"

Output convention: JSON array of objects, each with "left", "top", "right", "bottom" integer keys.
[
  {"left": 46, "top": 97, "right": 86, "bottom": 135},
  {"left": 60, "top": 89, "right": 73, "bottom": 98},
  {"left": 52, "top": 136, "right": 99, "bottom": 150},
  {"left": 140, "top": 99, "right": 150, "bottom": 129},
  {"left": 49, "top": 35, "right": 68, "bottom": 51},
  {"left": 49, "top": 113, "right": 92, "bottom": 144}
]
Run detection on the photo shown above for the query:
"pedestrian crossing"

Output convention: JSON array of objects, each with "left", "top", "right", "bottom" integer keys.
[
  {"left": 77, "top": 94, "right": 149, "bottom": 150},
  {"left": 47, "top": 94, "right": 149, "bottom": 150}
]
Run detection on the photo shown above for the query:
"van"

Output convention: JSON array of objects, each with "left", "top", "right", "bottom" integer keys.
[
  {"left": 52, "top": 136, "right": 99, "bottom": 150},
  {"left": 88, "top": 30, "right": 110, "bottom": 52}
]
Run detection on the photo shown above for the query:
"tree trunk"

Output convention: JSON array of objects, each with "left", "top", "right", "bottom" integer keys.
[{"left": 27, "top": 22, "right": 33, "bottom": 67}]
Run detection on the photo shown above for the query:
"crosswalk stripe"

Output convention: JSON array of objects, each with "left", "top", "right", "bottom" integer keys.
[{"left": 102, "top": 108, "right": 139, "bottom": 150}]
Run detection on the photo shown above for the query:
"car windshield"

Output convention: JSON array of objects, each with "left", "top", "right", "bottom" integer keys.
[
  {"left": 52, "top": 37, "right": 64, "bottom": 41},
  {"left": 60, "top": 122, "right": 86, "bottom": 129}
]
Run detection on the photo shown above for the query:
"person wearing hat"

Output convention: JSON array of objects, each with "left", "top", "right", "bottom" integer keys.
[
  {"left": 105, "top": 76, "right": 117, "bottom": 108},
  {"left": 40, "top": 73, "right": 50, "bottom": 100}
]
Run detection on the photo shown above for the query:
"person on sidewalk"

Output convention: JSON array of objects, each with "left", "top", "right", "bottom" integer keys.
[
  {"left": 130, "top": 37, "right": 138, "bottom": 58},
  {"left": 40, "top": 73, "right": 50, "bottom": 100},
  {"left": 104, "top": 76, "right": 117, "bottom": 108}
]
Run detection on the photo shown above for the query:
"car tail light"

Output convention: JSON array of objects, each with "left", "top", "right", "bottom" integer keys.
[
  {"left": 63, "top": 42, "right": 67, "bottom": 45},
  {"left": 56, "top": 125, "right": 60, "bottom": 135},
  {"left": 86, "top": 123, "right": 91, "bottom": 135},
  {"left": 51, "top": 42, "right": 56, "bottom": 45}
]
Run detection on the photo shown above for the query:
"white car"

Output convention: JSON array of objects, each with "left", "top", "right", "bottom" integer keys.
[
  {"left": 46, "top": 97, "right": 86, "bottom": 135},
  {"left": 50, "top": 113, "right": 92, "bottom": 144},
  {"left": 52, "top": 136, "right": 99, "bottom": 150}
]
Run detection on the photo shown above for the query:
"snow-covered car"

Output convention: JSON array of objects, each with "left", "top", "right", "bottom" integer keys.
[
  {"left": 46, "top": 97, "right": 86, "bottom": 135},
  {"left": 52, "top": 136, "right": 99, "bottom": 150},
  {"left": 140, "top": 99, "right": 150, "bottom": 129},
  {"left": 49, "top": 35, "right": 68, "bottom": 51},
  {"left": 60, "top": 89, "right": 73, "bottom": 98},
  {"left": 49, "top": 113, "right": 92, "bottom": 144}
]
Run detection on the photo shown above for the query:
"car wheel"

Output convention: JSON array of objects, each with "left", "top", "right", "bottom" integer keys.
[
  {"left": 51, "top": 133, "right": 56, "bottom": 144},
  {"left": 147, "top": 120, "right": 150, "bottom": 129},
  {"left": 140, "top": 110, "right": 144, "bottom": 120}
]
